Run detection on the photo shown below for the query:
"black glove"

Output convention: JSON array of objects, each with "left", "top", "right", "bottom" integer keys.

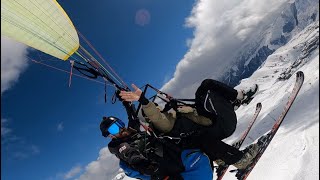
[
  {"left": 129, "top": 152, "right": 149, "bottom": 165},
  {"left": 117, "top": 142, "right": 148, "bottom": 165}
]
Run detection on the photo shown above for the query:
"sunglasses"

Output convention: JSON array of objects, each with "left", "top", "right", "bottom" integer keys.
[{"left": 107, "top": 117, "right": 125, "bottom": 135}]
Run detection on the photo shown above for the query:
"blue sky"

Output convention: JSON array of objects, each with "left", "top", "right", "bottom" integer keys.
[
  {"left": 1, "top": 0, "right": 292, "bottom": 179},
  {"left": 1, "top": 0, "right": 195, "bottom": 180}
]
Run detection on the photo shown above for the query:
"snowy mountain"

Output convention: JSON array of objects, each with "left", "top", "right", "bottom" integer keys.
[
  {"left": 223, "top": 0, "right": 319, "bottom": 87},
  {"left": 222, "top": 20, "right": 319, "bottom": 180}
]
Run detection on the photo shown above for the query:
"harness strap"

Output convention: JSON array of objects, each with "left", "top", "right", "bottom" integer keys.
[{"left": 68, "top": 60, "right": 74, "bottom": 87}]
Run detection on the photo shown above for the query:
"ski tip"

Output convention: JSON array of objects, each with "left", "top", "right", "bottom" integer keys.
[
  {"left": 257, "top": 102, "right": 262, "bottom": 108},
  {"left": 296, "top": 71, "right": 304, "bottom": 79},
  {"left": 295, "top": 71, "right": 304, "bottom": 85}
]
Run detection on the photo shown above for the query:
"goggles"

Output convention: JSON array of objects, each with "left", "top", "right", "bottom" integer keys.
[{"left": 106, "top": 117, "right": 125, "bottom": 136}]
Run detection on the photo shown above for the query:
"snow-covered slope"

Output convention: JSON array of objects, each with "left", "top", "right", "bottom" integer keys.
[
  {"left": 224, "top": 0, "right": 319, "bottom": 87},
  {"left": 222, "top": 21, "right": 319, "bottom": 180}
]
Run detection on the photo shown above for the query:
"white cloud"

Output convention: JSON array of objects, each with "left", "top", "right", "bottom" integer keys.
[
  {"left": 1, "top": 35, "right": 39, "bottom": 160},
  {"left": 57, "top": 122, "right": 64, "bottom": 131},
  {"left": 1, "top": 118, "right": 15, "bottom": 146},
  {"left": 64, "top": 165, "right": 82, "bottom": 179},
  {"left": 1, "top": 118, "right": 40, "bottom": 159},
  {"left": 47, "top": 164, "right": 82, "bottom": 180},
  {"left": 161, "top": 0, "right": 289, "bottom": 98},
  {"left": 1, "top": 36, "right": 29, "bottom": 95},
  {"left": 10, "top": 144, "right": 40, "bottom": 160},
  {"left": 78, "top": 147, "right": 120, "bottom": 180},
  {"left": 31, "top": 145, "right": 40, "bottom": 154},
  {"left": 13, "top": 152, "right": 29, "bottom": 159},
  {"left": 1, "top": 118, "right": 11, "bottom": 137}
]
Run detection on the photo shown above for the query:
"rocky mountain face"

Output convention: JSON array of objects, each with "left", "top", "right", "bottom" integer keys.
[{"left": 223, "top": 0, "right": 319, "bottom": 87}]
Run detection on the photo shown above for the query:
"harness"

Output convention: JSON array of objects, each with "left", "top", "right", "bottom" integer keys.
[{"left": 129, "top": 128, "right": 184, "bottom": 180}]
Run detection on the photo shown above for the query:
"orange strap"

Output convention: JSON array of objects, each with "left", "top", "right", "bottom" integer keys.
[{"left": 163, "top": 176, "right": 170, "bottom": 180}]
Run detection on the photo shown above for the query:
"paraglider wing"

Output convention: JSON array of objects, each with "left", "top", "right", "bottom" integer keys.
[{"left": 1, "top": 0, "right": 79, "bottom": 60}]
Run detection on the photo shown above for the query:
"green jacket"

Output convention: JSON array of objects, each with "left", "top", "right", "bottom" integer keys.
[{"left": 142, "top": 102, "right": 212, "bottom": 133}]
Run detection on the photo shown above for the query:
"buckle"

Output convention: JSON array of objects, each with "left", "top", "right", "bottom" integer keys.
[{"left": 180, "top": 133, "right": 187, "bottom": 138}]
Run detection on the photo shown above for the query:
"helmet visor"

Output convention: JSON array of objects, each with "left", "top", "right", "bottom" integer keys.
[{"left": 107, "top": 119, "right": 125, "bottom": 135}]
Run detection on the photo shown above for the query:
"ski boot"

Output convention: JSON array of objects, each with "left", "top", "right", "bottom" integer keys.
[
  {"left": 233, "top": 84, "right": 259, "bottom": 110},
  {"left": 232, "top": 143, "right": 260, "bottom": 170}
]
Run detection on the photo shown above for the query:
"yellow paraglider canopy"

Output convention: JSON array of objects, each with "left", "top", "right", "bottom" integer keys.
[
  {"left": 1, "top": 0, "right": 129, "bottom": 89},
  {"left": 1, "top": 0, "right": 79, "bottom": 60}
]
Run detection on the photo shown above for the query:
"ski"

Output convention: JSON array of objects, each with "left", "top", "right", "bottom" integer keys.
[
  {"left": 235, "top": 71, "right": 304, "bottom": 180},
  {"left": 216, "top": 102, "right": 262, "bottom": 180}
]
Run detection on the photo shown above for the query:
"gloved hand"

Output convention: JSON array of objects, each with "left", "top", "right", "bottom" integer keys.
[
  {"left": 130, "top": 152, "right": 149, "bottom": 165},
  {"left": 117, "top": 142, "right": 146, "bottom": 164}
]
